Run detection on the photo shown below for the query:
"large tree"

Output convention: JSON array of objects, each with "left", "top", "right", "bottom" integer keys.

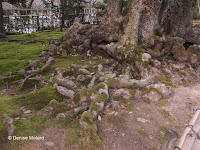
[
  {"left": 63, "top": 0, "right": 198, "bottom": 50},
  {"left": 61, "top": 0, "right": 199, "bottom": 78},
  {"left": 0, "top": 0, "right": 4, "bottom": 35}
]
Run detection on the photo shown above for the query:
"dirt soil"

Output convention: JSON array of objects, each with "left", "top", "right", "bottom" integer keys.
[{"left": 20, "top": 82, "right": 200, "bottom": 150}]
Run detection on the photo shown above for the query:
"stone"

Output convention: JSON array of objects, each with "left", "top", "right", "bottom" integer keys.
[
  {"left": 98, "top": 64, "right": 103, "bottom": 72},
  {"left": 137, "top": 117, "right": 151, "bottom": 124},
  {"left": 111, "top": 101, "right": 121, "bottom": 110},
  {"left": 188, "top": 54, "right": 198, "bottom": 64},
  {"left": 36, "top": 106, "right": 53, "bottom": 118},
  {"left": 56, "top": 113, "right": 66, "bottom": 120},
  {"left": 54, "top": 85, "right": 74, "bottom": 99},
  {"left": 56, "top": 78, "right": 77, "bottom": 91},
  {"left": 113, "top": 89, "right": 132, "bottom": 100},
  {"left": 88, "top": 76, "right": 96, "bottom": 88},
  {"left": 150, "top": 59, "right": 161, "bottom": 68},
  {"left": 79, "top": 68, "right": 90, "bottom": 75},
  {"left": 76, "top": 75, "right": 86, "bottom": 82},
  {"left": 171, "top": 44, "right": 188, "bottom": 62},
  {"left": 18, "top": 69, "right": 26, "bottom": 76},
  {"left": 24, "top": 110, "right": 31, "bottom": 114},
  {"left": 142, "top": 53, "right": 151, "bottom": 62},
  {"left": 99, "top": 73, "right": 116, "bottom": 81}
]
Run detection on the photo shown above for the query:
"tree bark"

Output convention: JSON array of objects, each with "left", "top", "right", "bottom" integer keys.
[
  {"left": 27, "top": 0, "right": 34, "bottom": 8},
  {"left": 0, "top": 0, "right": 4, "bottom": 35},
  {"left": 159, "top": 0, "right": 198, "bottom": 43}
]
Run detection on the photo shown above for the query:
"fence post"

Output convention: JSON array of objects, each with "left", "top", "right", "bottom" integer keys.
[{"left": 160, "top": 130, "right": 178, "bottom": 150}]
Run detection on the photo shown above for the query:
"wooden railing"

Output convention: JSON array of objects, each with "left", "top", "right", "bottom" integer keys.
[{"left": 3, "top": 8, "right": 102, "bottom": 34}]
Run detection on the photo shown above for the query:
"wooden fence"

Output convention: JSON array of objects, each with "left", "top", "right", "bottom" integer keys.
[{"left": 3, "top": 8, "right": 102, "bottom": 34}]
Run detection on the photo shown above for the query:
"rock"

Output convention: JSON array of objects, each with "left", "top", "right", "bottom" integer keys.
[
  {"left": 3, "top": 114, "right": 14, "bottom": 136},
  {"left": 40, "top": 51, "right": 47, "bottom": 57},
  {"left": 18, "top": 69, "right": 26, "bottom": 76},
  {"left": 188, "top": 54, "right": 198, "bottom": 64},
  {"left": 48, "top": 44, "right": 59, "bottom": 56},
  {"left": 76, "top": 75, "right": 86, "bottom": 82},
  {"left": 142, "top": 53, "right": 151, "bottom": 62},
  {"left": 98, "top": 64, "right": 103, "bottom": 72},
  {"left": 137, "top": 117, "right": 151, "bottom": 124},
  {"left": 79, "top": 68, "right": 90, "bottom": 75},
  {"left": 150, "top": 59, "right": 161, "bottom": 68},
  {"left": 29, "top": 59, "right": 39, "bottom": 70},
  {"left": 98, "top": 115, "right": 102, "bottom": 121},
  {"left": 56, "top": 78, "right": 77, "bottom": 91},
  {"left": 88, "top": 76, "right": 96, "bottom": 88},
  {"left": 119, "top": 74, "right": 130, "bottom": 80},
  {"left": 171, "top": 63, "right": 186, "bottom": 71},
  {"left": 111, "top": 101, "right": 121, "bottom": 110},
  {"left": 171, "top": 44, "right": 188, "bottom": 62},
  {"left": 24, "top": 110, "right": 31, "bottom": 114},
  {"left": 36, "top": 106, "right": 53, "bottom": 118},
  {"left": 113, "top": 89, "right": 132, "bottom": 100},
  {"left": 56, "top": 113, "right": 66, "bottom": 120},
  {"left": 153, "top": 83, "right": 173, "bottom": 95},
  {"left": 99, "top": 73, "right": 116, "bottom": 81},
  {"left": 54, "top": 85, "right": 74, "bottom": 99}
]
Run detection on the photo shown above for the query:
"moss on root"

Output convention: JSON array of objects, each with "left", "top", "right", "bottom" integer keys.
[{"left": 80, "top": 111, "right": 104, "bottom": 150}]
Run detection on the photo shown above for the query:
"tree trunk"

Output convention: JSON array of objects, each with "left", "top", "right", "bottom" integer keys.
[
  {"left": 62, "top": 0, "right": 199, "bottom": 66},
  {"left": 0, "top": 0, "right": 4, "bottom": 35},
  {"left": 159, "top": 0, "right": 198, "bottom": 43},
  {"left": 27, "top": 0, "right": 34, "bottom": 8}
]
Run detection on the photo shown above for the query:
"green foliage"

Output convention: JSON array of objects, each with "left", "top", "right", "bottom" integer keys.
[
  {"left": 16, "top": 84, "right": 62, "bottom": 110},
  {"left": 193, "top": 5, "right": 200, "bottom": 19},
  {"left": 59, "top": 0, "right": 85, "bottom": 27}
]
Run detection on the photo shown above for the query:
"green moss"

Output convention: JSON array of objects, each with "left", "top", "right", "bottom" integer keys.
[
  {"left": 16, "top": 84, "right": 62, "bottom": 110},
  {"left": 160, "top": 110, "right": 174, "bottom": 122},
  {"left": 137, "top": 129, "right": 149, "bottom": 137},
  {"left": 0, "top": 96, "right": 20, "bottom": 147},
  {"left": 64, "top": 128, "right": 83, "bottom": 147},
  {"left": 93, "top": 83, "right": 105, "bottom": 91},
  {"left": 79, "top": 88, "right": 94, "bottom": 100},
  {"left": 158, "top": 100, "right": 168, "bottom": 106},
  {"left": 142, "top": 87, "right": 163, "bottom": 97},
  {"left": 106, "top": 78, "right": 120, "bottom": 88},
  {"left": 143, "top": 97, "right": 151, "bottom": 104},
  {"left": 134, "top": 45, "right": 143, "bottom": 62},
  {"left": 81, "top": 111, "right": 94, "bottom": 125},
  {"left": 178, "top": 71, "right": 186, "bottom": 77},
  {"left": 82, "top": 77, "right": 92, "bottom": 86},
  {"left": 47, "top": 99, "right": 68, "bottom": 117},
  {"left": 159, "top": 76, "right": 174, "bottom": 87},
  {"left": 84, "top": 124, "right": 103, "bottom": 149},
  {"left": 90, "top": 93, "right": 107, "bottom": 113},
  {"left": 125, "top": 45, "right": 134, "bottom": 51},
  {"left": 92, "top": 49, "right": 105, "bottom": 57},
  {"left": 153, "top": 29, "right": 163, "bottom": 37}
]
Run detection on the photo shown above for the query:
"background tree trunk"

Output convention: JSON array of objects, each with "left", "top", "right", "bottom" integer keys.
[
  {"left": 0, "top": 0, "right": 4, "bottom": 35},
  {"left": 27, "top": 0, "right": 34, "bottom": 8},
  {"left": 159, "top": 0, "right": 198, "bottom": 43}
]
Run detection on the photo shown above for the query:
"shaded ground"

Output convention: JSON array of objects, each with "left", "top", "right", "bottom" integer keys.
[{"left": 18, "top": 82, "right": 200, "bottom": 150}]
